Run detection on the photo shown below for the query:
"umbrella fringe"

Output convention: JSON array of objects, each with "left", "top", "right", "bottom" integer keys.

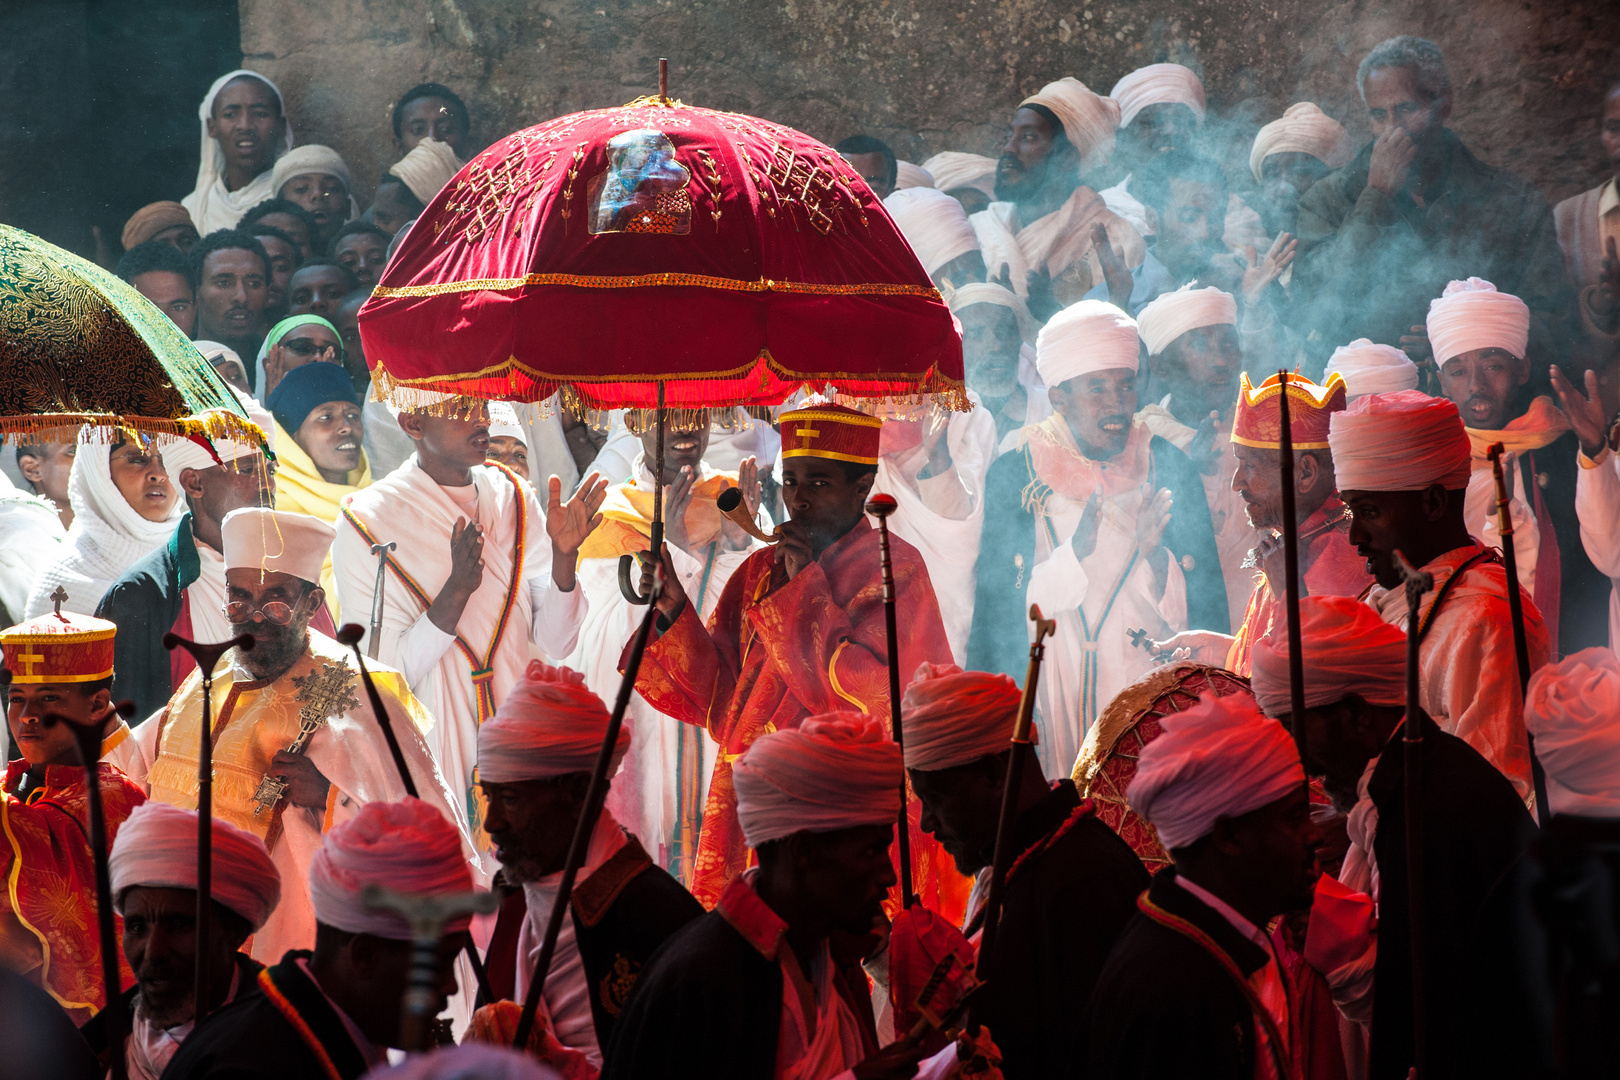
[{"left": 0, "top": 412, "right": 268, "bottom": 452}]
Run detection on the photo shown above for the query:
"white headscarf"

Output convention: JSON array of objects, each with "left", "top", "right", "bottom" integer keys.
[
  {"left": 182, "top": 70, "right": 296, "bottom": 235},
  {"left": 389, "top": 138, "right": 465, "bottom": 205},
  {"left": 1035, "top": 299, "right": 1140, "bottom": 388},
  {"left": 269, "top": 144, "right": 359, "bottom": 222},
  {"left": 1110, "top": 64, "right": 1208, "bottom": 127},
  {"left": 1134, "top": 284, "right": 1236, "bottom": 356},
  {"left": 894, "top": 161, "right": 935, "bottom": 190},
  {"left": 1020, "top": 77, "right": 1121, "bottom": 169},
  {"left": 1323, "top": 339, "right": 1419, "bottom": 399},
  {"left": 922, "top": 152, "right": 998, "bottom": 198},
  {"left": 1524, "top": 648, "right": 1620, "bottom": 818},
  {"left": 884, "top": 187, "right": 980, "bottom": 278},
  {"left": 1249, "top": 103, "right": 1354, "bottom": 181},
  {"left": 25, "top": 428, "right": 184, "bottom": 618},
  {"left": 1425, "top": 277, "right": 1531, "bottom": 365},
  {"left": 1327, "top": 390, "right": 1473, "bottom": 493}
]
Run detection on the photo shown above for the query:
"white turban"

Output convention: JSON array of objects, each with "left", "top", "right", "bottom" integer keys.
[
  {"left": 1249, "top": 596, "right": 1408, "bottom": 717},
  {"left": 1020, "top": 77, "right": 1121, "bottom": 168},
  {"left": 901, "top": 662, "right": 1027, "bottom": 772},
  {"left": 1426, "top": 278, "right": 1530, "bottom": 365},
  {"left": 1328, "top": 390, "right": 1473, "bottom": 493},
  {"left": 894, "top": 161, "right": 935, "bottom": 190},
  {"left": 487, "top": 401, "right": 526, "bottom": 445},
  {"left": 161, "top": 383, "right": 275, "bottom": 476},
  {"left": 1126, "top": 691, "right": 1305, "bottom": 851},
  {"left": 1323, "top": 339, "right": 1419, "bottom": 399},
  {"left": 270, "top": 144, "right": 353, "bottom": 197},
  {"left": 390, "top": 138, "right": 465, "bottom": 205},
  {"left": 733, "top": 712, "right": 902, "bottom": 848},
  {"left": 111, "top": 801, "right": 281, "bottom": 931},
  {"left": 1134, "top": 284, "right": 1236, "bottom": 356},
  {"left": 884, "top": 187, "right": 980, "bottom": 278},
  {"left": 1249, "top": 103, "right": 1354, "bottom": 181},
  {"left": 1525, "top": 648, "right": 1620, "bottom": 817},
  {"left": 947, "top": 282, "right": 1038, "bottom": 348},
  {"left": 221, "top": 507, "right": 336, "bottom": 586},
  {"left": 1036, "top": 299, "right": 1140, "bottom": 388},
  {"left": 478, "top": 661, "right": 628, "bottom": 782},
  {"left": 922, "top": 152, "right": 998, "bottom": 198},
  {"left": 308, "top": 797, "right": 475, "bottom": 939},
  {"left": 1110, "top": 64, "right": 1207, "bottom": 127}
]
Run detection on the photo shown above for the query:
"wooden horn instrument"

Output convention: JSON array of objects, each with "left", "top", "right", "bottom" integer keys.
[{"left": 716, "top": 486, "right": 780, "bottom": 544}]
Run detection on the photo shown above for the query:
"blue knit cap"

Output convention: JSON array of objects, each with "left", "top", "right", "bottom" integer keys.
[{"left": 267, "top": 360, "right": 360, "bottom": 434}]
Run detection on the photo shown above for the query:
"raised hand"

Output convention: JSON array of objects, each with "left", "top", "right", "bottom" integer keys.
[
  {"left": 721, "top": 456, "right": 764, "bottom": 551},
  {"left": 427, "top": 516, "right": 485, "bottom": 634},
  {"left": 1241, "top": 232, "right": 1296, "bottom": 306},
  {"left": 548, "top": 471, "right": 608, "bottom": 591},
  {"left": 663, "top": 464, "right": 697, "bottom": 554},
  {"left": 1025, "top": 265, "right": 1059, "bottom": 323},
  {"left": 917, "top": 413, "right": 954, "bottom": 480},
  {"left": 1070, "top": 490, "right": 1103, "bottom": 562},
  {"left": 1550, "top": 364, "right": 1613, "bottom": 459},
  {"left": 1367, "top": 126, "right": 1418, "bottom": 198},
  {"left": 1137, "top": 484, "right": 1174, "bottom": 594},
  {"left": 1092, "top": 222, "right": 1135, "bottom": 311}
]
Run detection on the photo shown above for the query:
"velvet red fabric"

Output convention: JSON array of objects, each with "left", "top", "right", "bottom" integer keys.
[{"left": 360, "top": 100, "right": 964, "bottom": 411}]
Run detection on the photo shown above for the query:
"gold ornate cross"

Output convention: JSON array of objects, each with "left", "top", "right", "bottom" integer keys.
[{"left": 252, "top": 658, "right": 358, "bottom": 816}]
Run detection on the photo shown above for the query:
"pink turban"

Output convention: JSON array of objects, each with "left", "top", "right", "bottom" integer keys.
[
  {"left": 884, "top": 187, "right": 980, "bottom": 279},
  {"left": 948, "top": 282, "right": 1038, "bottom": 348},
  {"left": 111, "top": 801, "right": 281, "bottom": 931},
  {"left": 479, "top": 661, "right": 628, "bottom": 782},
  {"left": 1327, "top": 390, "right": 1473, "bottom": 493},
  {"left": 1323, "top": 339, "right": 1419, "bottom": 399},
  {"left": 1525, "top": 648, "right": 1620, "bottom": 817},
  {"left": 1249, "top": 103, "right": 1354, "bottom": 181},
  {"left": 894, "top": 161, "right": 935, "bottom": 190},
  {"left": 1426, "top": 278, "right": 1530, "bottom": 365},
  {"left": 1036, "top": 299, "right": 1140, "bottom": 388},
  {"left": 1020, "top": 77, "right": 1121, "bottom": 168},
  {"left": 1109, "top": 64, "right": 1207, "bottom": 127},
  {"left": 733, "top": 712, "right": 902, "bottom": 847},
  {"left": 922, "top": 152, "right": 998, "bottom": 198},
  {"left": 308, "top": 797, "right": 475, "bottom": 939},
  {"left": 1249, "top": 596, "right": 1408, "bottom": 717},
  {"left": 901, "top": 662, "right": 1026, "bottom": 772},
  {"left": 1135, "top": 284, "right": 1236, "bottom": 356},
  {"left": 1126, "top": 691, "right": 1304, "bottom": 851}
]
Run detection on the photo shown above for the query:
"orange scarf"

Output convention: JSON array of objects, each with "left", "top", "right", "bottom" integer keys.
[
  {"left": 1465, "top": 395, "right": 1570, "bottom": 460},
  {"left": 1014, "top": 413, "right": 1152, "bottom": 510},
  {"left": 576, "top": 467, "right": 738, "bottom": 561}
]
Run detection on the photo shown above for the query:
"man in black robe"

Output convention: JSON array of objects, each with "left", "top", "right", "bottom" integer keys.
[
  {"left": 164, "top": 798, "right": 479, "bottom": 1080},
  {"left": 901, "top": 663, "right": 1148, "bottom": 1079},
  {"left": 1250, "top": 593, "right": 1544, "bottom": 1079},
  {"left": 603, "top": 713, "right": 928, "bottom": 1080},
  {"left": 1084, "top": 691, "right": 1320, "bottom": 1080},
  {"left": 473, "top": 661, "right": 703, "bottom": 1065}
]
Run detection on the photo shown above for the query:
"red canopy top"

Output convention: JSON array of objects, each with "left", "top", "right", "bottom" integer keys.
[{"left": 359, "top": 98, "right": 965, "bottom": 414}]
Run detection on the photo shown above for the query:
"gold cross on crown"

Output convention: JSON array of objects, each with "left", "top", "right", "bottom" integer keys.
[{"left": 50, "top": 586, "right": 68, "bottom": 616}]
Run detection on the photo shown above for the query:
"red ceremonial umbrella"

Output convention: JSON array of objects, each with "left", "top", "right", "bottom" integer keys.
[{"left": 358, "top": 82, "right": 964, "bottom": 413}]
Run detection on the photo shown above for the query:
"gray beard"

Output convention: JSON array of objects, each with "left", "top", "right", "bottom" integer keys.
[{"left": 233, "top": 627, "right": 309, "bottom": 681}]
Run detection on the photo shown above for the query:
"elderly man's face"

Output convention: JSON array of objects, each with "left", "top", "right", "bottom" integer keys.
[
  {"left": 1049, "top": 368, "right": 1137, "bottom": 460},
  {"left": 910, "top": 757, "right": 1003, "bottom": 876},
  {"left": 1439, "top": 347, "right": 1528, "bottom": 431},
  {"left": 959, "top": 303, "right": 1023, "bottom": 400},
  {"left": 1157, "top": 324, "right": 1242, "bottom": 416},
  {"left": 480, "top": 774, "right": 590, "bottom": 881},
  {"left": 1364, "top": 65, "right": 1449, "bottom": 150},
  {"left": 1155, "top": 177, "right": 1227, "bottom": 280},
  {"left": 207, "top": 76, "right": 282, "bottom": 179},
  {"left": 121, "top": 887, "right": 249, "bottom": 1029},
  {"left": 225, "top": 568, "right": 321, "bottom": 677}
]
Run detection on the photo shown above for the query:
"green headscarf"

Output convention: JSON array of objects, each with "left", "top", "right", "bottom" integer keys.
[{"left": 254, "top": 314, "right": 341, "bottom": 396}]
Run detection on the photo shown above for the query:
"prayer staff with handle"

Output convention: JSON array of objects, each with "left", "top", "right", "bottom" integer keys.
[
  {"left": 865, "top": 492, "right": 914, "bottom": 906},
  {"left": 1393, "top": 550, "right": 1433, "bottom": 1080},
  {"left": 1275, "top": 372, "right": 1309, "bottom": 746}
]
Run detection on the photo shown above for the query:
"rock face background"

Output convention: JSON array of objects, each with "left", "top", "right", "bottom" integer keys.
[{"left": 241, "top": 0, "right": 1617, "bottom": 210}]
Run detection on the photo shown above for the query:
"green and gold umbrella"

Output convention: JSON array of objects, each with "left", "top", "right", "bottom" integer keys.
[{"left": 0, "top": 224, "right": 263, "bottom": 448}]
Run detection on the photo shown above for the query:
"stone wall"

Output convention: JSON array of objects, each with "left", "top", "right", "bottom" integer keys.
[{"left": 241, "top": 0, "right": 1618, "bottom": 212}]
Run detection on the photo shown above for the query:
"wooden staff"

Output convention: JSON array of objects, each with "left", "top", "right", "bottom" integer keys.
[
  {"left": 977, "top": 605, "right": 1057, "bottom": 969},
  {"left": 864, "top": 492, "right": 914, "bottom": 905},
  {"left": 513, "top": 568, "right": 664, "bottom": 1050},
  {"left": 1485, "top": 443, "right": 1552, "bottom": 824},
  {"left": 1393, "top": 550, "right": 1433, "bottom": 1079},
  {"left": 1275, "top": 372, "right": 1308, "bottom": 738},
  {"left": 163, "top": 632, "right": 253, "bottom": 1023}
]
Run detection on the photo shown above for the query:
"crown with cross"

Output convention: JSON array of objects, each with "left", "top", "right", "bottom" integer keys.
[
  {"left": 1, "top": 588, "right": 116, "bottom": 684},
  {"left": 779, "top": 403, "right": 883, "bottom": 465}
]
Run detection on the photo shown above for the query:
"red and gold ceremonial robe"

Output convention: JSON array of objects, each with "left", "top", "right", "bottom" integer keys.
[
  {"left": 633, "top": 519, "right": 965, "bottom": 917},
  {"left": 1226, "top": 498, "right": 1373, "bottom": 676},
  {"left": 0, "top": 760, "right": 144, "bottom": 1022}
]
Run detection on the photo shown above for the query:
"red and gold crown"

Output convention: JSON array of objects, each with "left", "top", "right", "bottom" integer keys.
[
  {"left": 779, "top": 403, "right": 883, "bottom": 465},
  {"left": 1, "top": 609, "right": 116, "bottom": 685},
  {"left": 1231, "top": 371, "right": 1348, "bottom": 451}
]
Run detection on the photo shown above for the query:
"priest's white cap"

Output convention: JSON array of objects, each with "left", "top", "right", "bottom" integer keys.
[
  {"left": 1135, "top": 284, "right": 1236, "bottom": 356},
  {"left": 221, "top": 506, "right": 337, "bottom": 585},
  {"left": 1036, "top": 299, "right": 1140, "bottom": 388},
  {"left": 1426, "top": 277, "right": 1530, "bottom": 365}
]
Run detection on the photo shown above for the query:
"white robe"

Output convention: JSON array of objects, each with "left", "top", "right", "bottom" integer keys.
[
  {"left": 0, "top": 473, "right": 64, "bottom": 623},
  {"left": 332, "top": 456, "right": 587, "bottom": 838},
  {"left": 1576, "top": 445, "right": 1620, "bottom": 651},
  {"left": 1025, "top": 472, "right": 1186, "bottom": 777},
  {"left": 120, "top": 630, "right": 483, "bottom": 965},
  {"left": 872, "top": 402, "right": 998, "bottom": 663},
  {"left": 568, "top": 459, "right": 758, "bottom": 875},
  {"left": 181, "top": 69, "right": 295, "bottom": 234}
]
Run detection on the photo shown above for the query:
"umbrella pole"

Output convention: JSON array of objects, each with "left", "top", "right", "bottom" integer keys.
[
  {"left": 1275, "top": 372, "right": 1308, "bottom": 747},
  {"left": 164, "top": 633, "right": 253, "bottom": 1023},
  {"left": 1393, "top": 551, "right": 1433, "bottom": 1078},
  {"left": 514, "top": 569, "right": 664, "bottom": 1051},
  {"left": 864, "top": 494, "right": 912, "bottom": 907},
  {"left": 618, "top": 383, "right": 666, "bottom": 605}
]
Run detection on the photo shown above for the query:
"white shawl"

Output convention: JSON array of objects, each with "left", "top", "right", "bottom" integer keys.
[{"left": 182, "top": 69, "right": 296, "bottom": 234}]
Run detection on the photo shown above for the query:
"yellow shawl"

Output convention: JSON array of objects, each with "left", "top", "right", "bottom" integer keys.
[{"left": 270, "top": 420, "right": 372, "bottom": 616}]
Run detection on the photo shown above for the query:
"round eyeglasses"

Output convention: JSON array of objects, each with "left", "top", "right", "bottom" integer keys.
[{"left": 224, "top": 600, "right": 296, "bottom": 625}]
